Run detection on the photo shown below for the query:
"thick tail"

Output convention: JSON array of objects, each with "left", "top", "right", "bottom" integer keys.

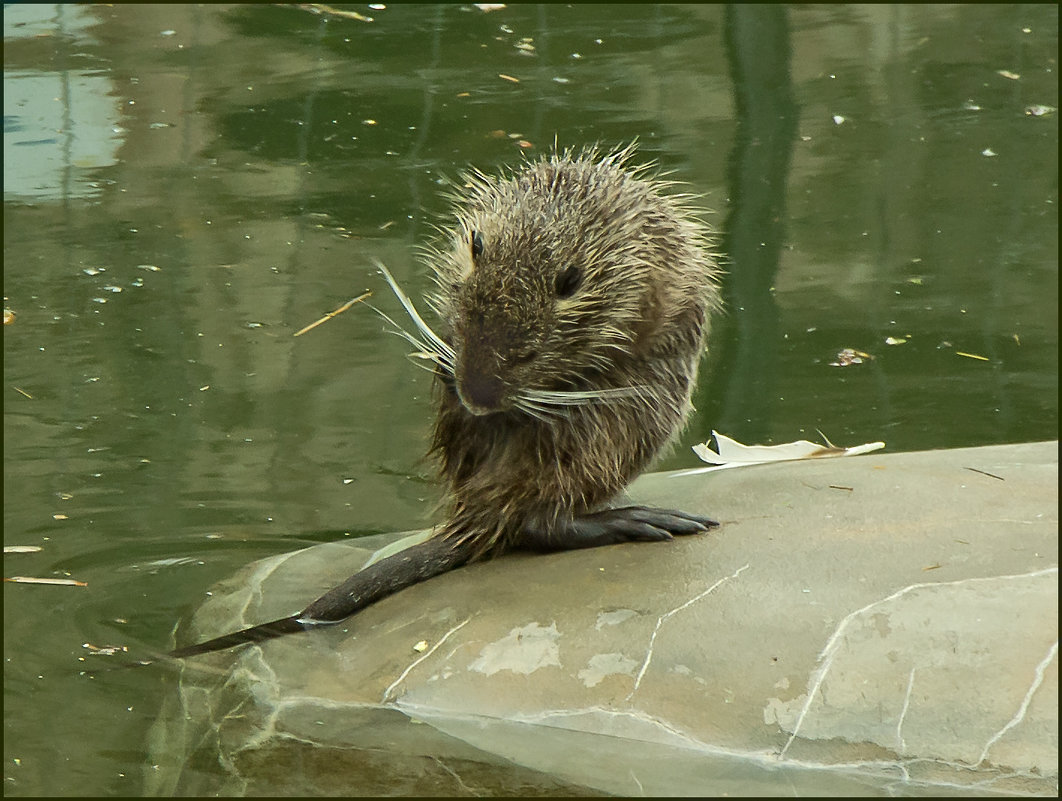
[{"left": 165, "top": 532, "right": 476, "bottom": 661}]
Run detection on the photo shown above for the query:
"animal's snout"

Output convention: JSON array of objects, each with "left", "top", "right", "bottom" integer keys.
[{"left": 457, "top": 365, "right": 507, "bottom": 415}]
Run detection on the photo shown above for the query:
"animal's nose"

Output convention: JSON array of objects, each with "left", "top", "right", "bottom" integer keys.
[{"left": 457, "top": 366, "right": 506, "bottom": 415}]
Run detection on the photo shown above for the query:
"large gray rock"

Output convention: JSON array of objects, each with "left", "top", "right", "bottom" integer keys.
[{"left": 147, "top": 441, "right": 1058, "bottom": 796}]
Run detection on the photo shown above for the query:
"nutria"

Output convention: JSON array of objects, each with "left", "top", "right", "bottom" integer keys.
[{"left": 166, "top": 145, "right": 722, "bottom": 661}]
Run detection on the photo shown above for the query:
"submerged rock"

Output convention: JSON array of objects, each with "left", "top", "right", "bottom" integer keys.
[{"left": 147, "top": 441, "right": 1058, "bottom": 796}]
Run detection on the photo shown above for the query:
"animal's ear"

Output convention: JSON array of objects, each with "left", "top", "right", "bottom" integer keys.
[{"left": 554, "top": 264, "right": 583, "bottom": 298}]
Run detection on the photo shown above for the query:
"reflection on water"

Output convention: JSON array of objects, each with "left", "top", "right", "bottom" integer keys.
[
  {"left": 3, "top": 3, "right": 1056, "bottom": 795},
  {"left": 4, "top": 5, "right": 121, "bottom": 201}
]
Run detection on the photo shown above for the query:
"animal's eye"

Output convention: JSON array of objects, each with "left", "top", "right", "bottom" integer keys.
[
  {"left": 512, "top": 349, "right": 538, "bottom": 366},
  {"left": 470, "top": 231, "right": 484, "bottom": 259},
  {"left": 554, "top": 264, "right": 582, "bottom": 298}
]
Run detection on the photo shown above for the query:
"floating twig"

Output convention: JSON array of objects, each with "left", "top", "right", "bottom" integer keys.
[
  {"left": 5, "top": 576, "right": 87, "bottom": 587},
  {"left": 294, "top": 291, "right": 371, "bottom": 337}
]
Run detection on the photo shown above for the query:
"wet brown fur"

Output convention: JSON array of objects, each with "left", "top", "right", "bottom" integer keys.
[{"left": 422, "top": 145, "right": 721, "bottom": 559}]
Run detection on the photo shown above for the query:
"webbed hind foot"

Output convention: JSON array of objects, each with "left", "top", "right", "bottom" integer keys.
[{"left": 520, "top": 506, "right": 718, "bottom": 552}]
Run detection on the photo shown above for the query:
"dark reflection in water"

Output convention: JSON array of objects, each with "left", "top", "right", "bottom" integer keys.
[
  {"left": 3, "top": 3, "right": 1056, "bottom": 795},
  {"left": 711, "top": 4, "right": 799, "bottom": 443}
]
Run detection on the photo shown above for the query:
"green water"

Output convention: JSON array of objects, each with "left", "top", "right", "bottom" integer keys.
[{"left": 3, "top": 4, "right": 1057, "bottom": 795}]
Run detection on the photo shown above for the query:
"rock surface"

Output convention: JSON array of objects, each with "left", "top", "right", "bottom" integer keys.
[{"left": 147, "top": 441, "right": 1058, "bottom": 796}]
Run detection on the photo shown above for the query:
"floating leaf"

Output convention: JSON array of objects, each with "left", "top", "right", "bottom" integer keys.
[
  {"left": 829, "top": 347, "right": 873, "bottom": 366},
  {"left": 673, "top": 431, "right": 884, "bottom": 477},
  {"left": 299, "top": 4, "right": 373, "bottom": 22}
]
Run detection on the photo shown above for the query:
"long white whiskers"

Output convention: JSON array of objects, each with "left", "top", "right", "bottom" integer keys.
[
  {"left": 372, "top": 261, "right": 650, "bottom": 419},
  {"left": 373, "top": 259, "right": 454, "bottom": 364}
]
